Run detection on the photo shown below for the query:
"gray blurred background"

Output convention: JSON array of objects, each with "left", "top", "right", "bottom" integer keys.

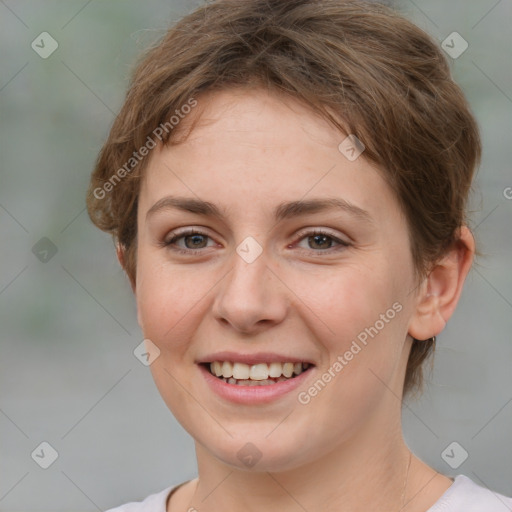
[{"left": 0, "top": 1, "right": 511, "bottom": 510}]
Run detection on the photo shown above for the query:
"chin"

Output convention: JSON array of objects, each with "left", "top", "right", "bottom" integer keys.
[{"left": 191, "top": 422, "right": 328, "bottom": 473}]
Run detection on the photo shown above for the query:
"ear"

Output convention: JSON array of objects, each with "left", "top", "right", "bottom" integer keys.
[
  {"left": 116, "top": 243, "right": 136, "bottom": 293},
  {"left": 408, "top": 226, "right": 474, "bottom": 341}
]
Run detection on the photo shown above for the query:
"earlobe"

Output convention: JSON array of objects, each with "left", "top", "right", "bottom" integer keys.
[{"left": 408, "top": 226, "right": 475, "bottom": 341}]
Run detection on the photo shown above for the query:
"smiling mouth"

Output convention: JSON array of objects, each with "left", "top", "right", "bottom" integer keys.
[{"left": 202, "top": 361, "right": 312, "bottom": 386}]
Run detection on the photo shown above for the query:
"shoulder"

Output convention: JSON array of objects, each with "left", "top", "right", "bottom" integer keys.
[
  {"left": 103, "top": 485, "right": 177, "bottom": 512},
  {"left": 428, "top": 475, "right": 512, "bottom": 512}
]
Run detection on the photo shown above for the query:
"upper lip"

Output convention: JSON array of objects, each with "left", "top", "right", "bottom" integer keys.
[{"left": 196, "top": 351, "right": 315, "bottom": 366}]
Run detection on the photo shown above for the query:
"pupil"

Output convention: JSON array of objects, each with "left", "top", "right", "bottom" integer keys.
[
  {"left": 310, "top": 234, "right": 331, "bottom": 249},
  {"left": 186, "top": 234, "right": 207, "bottom": 248}
]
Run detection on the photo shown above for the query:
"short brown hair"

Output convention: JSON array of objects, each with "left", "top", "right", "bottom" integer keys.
[{"left": 87, "top": 0, "right": 481, "bottom": 397}]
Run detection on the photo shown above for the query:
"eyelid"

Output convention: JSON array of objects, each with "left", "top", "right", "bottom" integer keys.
[
  {"left": 163, "top": 227, "right": 211, "bottom": 244},
  {"left": 161, "top": 227, "right": 218, "bottom": 254},
  {"left": 292, "top": 227, "right": 350, "bottom": 252},
  {"left": 161, "top": 226, "right": 350, "bottom": 255},
  {"left": 294, "top": 226, "right": 349, "bottom": 242}
]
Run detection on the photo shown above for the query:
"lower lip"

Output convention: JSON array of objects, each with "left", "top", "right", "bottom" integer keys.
[{"left": 198, "top": 364, "right": 314, "bottom": 404}]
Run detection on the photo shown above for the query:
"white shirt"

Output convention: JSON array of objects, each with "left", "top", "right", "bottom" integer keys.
[{"left": 104, "top": 475, "right": 512, "bottom": 512}]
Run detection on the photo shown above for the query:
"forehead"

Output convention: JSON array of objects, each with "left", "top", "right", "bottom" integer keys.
[
  {"left": 171, "top": 87, "right": 345, "bottom": 155},
  {"left": 138, "top": 88, "right": 402, "bottom": 227}
]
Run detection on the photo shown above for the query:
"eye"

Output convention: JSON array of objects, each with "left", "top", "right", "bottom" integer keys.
[
  {"left": 294, "top": 229, "right": 350, "bottom": 252},
  {"left": 163, "top": 229, "right": 216, "bottom": 254},
  {"left": 161, "top": 227, "right": 350, "bottom": 256}
]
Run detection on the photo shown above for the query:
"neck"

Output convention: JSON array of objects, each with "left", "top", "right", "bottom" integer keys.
[{"left": 190, "top": 417, "right": 413, "bottom": 512}]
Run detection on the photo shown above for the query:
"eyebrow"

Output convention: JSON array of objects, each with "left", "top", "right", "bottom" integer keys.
[{"left": 146, "top": 195, "right": 373, "bottom": 224}]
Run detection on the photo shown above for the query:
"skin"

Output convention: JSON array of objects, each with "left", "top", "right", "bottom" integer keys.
[{"left": 119, "top": 87, "right": 474, "bottom": 511}]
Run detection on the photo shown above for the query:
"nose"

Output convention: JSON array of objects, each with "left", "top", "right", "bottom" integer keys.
[{"left": 211, "top": 248, "right": 288, "bottom": 335}]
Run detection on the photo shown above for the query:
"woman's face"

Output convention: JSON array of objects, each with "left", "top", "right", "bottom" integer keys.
[{"left": 134, "top": 88, "right": 420, "bottom": 471}]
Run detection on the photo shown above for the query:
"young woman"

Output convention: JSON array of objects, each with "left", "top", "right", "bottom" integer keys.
[{"left": 87, "top": 1, "right": 512, "bottom": 510}]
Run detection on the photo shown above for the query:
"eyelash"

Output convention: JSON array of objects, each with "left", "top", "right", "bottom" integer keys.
[
  {"left": 294, "top": 229, "right": 351, "bottom": 254},
  {"left": 162, "top": 229, "right": 215, "bottom": 255},
  {"left": 162, "top": 228, "right": 350, "bottom": 256}
]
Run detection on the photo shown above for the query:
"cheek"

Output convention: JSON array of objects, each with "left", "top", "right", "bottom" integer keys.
[
  {"left": 291, "top": 260, "right": 409, "bottom": 400},
  {"left": 291, "top": 261, "right": 401, "bottom": 341},
  {"left": 135, "top": 253, "right": 207, "bottom": 353},
  {"left": 134, "top": 256, "right": 207, "bottom": 428},
  {"left": 292, "top": 269, "right": 407, "bottom": 444}
]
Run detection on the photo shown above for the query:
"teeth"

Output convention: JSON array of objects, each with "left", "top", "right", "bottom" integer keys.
[
  {"left": 269, "top": 362, "right": 283, "bottom": 378},
  {"left": 232, "top": 362, "right": 250, "bottom": 380},
  {"left": 207, "top": 360, "right": 310, "bottom": 381},
  {"left": 213, "top": 361, "right": 223, "bottom": 377},
  {"left": 249, "top": 363, "right": 269, "bottom": 380},
  {"left": 233, "top": 378, "right": 280, "bottom": 386},
  {"left": 221, "top": 361, "right": 233, "bottom": 378},
  {"left": 282, "top": 362, "right": 294, "bottom": 378}
]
